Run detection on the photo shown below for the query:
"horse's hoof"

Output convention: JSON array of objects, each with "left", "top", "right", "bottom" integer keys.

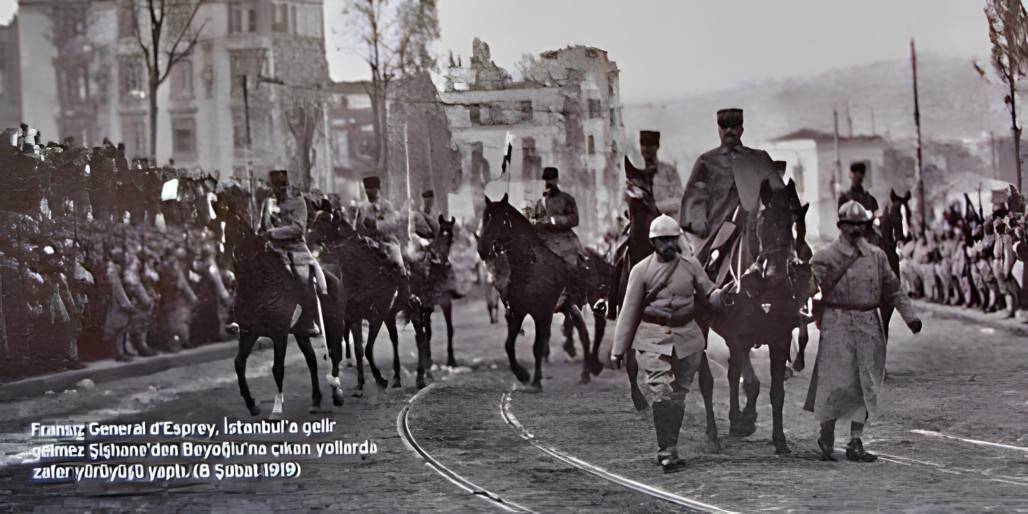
[
  {"left": 516, "top": 383, "right": 542, "bottom": 394},
  {"left": 513, "top": 368, "right": 531, "bottom": 384},
  {"left": 375, "top": 378, "right": 389, "bottom": 389},
  {"left": 579, "top": 373, "right": 591, "bottom": 385},
  {"left": 391, "top": 377, "right": 402, "bottom": 389},
  {"left": 446, "top": 359, "right": 458, "bottom": 368},
  {"left": 247, "top": 403, "right": 261, "bottom": 417},
  {"left": 352, "top": 389, "right": 364, "bottom": 398},
  {"left": 589, "top": 359, "right": 604, "bottom": 376},
  {"left": 332, "top": 387, "right": 345, "bottom": 407},
  {"left": 729, "top": 424, "right": 756, "bottom": 437},
  {"left": 774, "top": 439, "right": 792, "bottom": 455},
  {"left": 562, "top": 340, "right": 577, "bottom": 358},
  {"left": 707, "top": 434, "right": 723, "bottom": 453},
  {"left": 792, "top": 359, "right": 805, "bottom": 372},
  {"left": 416, "top": 377, "right": 427, "bottom": 389}
]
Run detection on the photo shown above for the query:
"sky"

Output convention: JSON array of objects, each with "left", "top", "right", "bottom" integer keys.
[{"left": 1, "top": 0, "right": 995, "bottom": 103}]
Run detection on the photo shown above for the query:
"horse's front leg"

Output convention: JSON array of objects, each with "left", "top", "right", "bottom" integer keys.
[
  {"left": 351, "top": 322, "right": 366, "bottom": 397},
  {"left": 234, "top": 331, "right": 261, "bottom": 416},
  {"left": 699, "top": 353, "right": 721, "bottom": 452},
  {"left": 529, "top": 311, "right": 552, "bottom": 392},
  {"left": 506, "top": 310, "right": 530, "bottom": 384},
  {"left": 442, "top": 301, "right": 457, "bottom": 368},
  {"left": 364, "top": 321, "right": 389, "bottom": 389},
  {"left": 293, "top": 334, "right": 324, "bottom": 413},
  {"left": 269, "top": 333, "right": 289, "bottom": 420},
  {"left": 326, "top": 321, "right": 345, "bottom": 407},
  {"left": 589, "top": 305, "right": 606, "bottom": 376},
  {"left": 770, "top": 340, "right": 790, "bottom": 454},
  {"left": 793, "top": 321, "right": 810, "bottom": 372},
  {"left": 385, "top": 315, "right": 402, "bottom": 388}
]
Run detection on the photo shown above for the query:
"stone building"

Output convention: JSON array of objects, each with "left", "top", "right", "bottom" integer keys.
[
  {"left": 12, "top": 0, "right": 332, "bottom": 191},
  {"left": 440, "top": 39, "right": 627, "bottom": 242}
]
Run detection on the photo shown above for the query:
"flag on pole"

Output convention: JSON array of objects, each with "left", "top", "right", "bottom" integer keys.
[{"left": 500, "top": 131, "right": 514, "bottom": 174}]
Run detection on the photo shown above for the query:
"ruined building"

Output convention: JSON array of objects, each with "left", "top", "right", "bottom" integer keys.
[{"left": 440, "top": 38, "right": 627, "bottom": 242}]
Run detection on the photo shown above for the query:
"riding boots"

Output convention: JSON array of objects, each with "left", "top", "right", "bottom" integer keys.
[{"left": 652, "top": 400, "right": 687, "bottom": 472}]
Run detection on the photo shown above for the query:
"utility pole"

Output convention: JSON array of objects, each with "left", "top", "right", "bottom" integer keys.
[
  {"left": 241, "top": 74, "right": 256, "bottom": 228},
  {"left": 910, "top": 38, "right": 926, "bottom": 237},
  {"left": 833, "top": 109, "right": 842, "bottom": 202}
]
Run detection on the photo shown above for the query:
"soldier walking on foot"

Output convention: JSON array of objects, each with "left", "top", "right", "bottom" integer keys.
[
  {"left": 611, "top": 215, "right": 730, "bottom": 472},
  {"left": 805, "top": 200, "right": 923, "bottom": 462}
]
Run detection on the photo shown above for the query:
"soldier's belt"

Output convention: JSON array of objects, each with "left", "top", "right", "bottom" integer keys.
[
  {"left": 641, "top": 311, "right": 695, "bottom": 328},
  {"left": 820, "top": 302, "right": 879, "bottom": 312}
]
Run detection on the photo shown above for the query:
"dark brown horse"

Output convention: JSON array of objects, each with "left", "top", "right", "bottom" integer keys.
[
  {"left": 874, "top": 189, "right": 912, "bottom": 342},
  {"left": 610, "top": 156, "right": 722, "bottom": 450},
  {"left": 407, "top": 215, "right": 461, "bottom": 369},
  {"left": 478, "top": 194, "right": 595, "bottom": 391},
  {"left": 560, "top": 247, "right": 611, "bottom": 382},
  {"left": 714, "top": 179, "right": 813, "bottom": 454},
  {"left": 215, "top": 193, "right": 325, "bottom": 417},
  {"left": 307, "top": 208, "right": 423, "bottom": 394}
]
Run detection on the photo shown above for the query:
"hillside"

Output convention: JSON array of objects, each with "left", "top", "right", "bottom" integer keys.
[{"left": 623, "top": 54, "right": 1010, "bottom": 173}]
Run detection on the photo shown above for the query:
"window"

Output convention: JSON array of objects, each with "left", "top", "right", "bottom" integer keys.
[
  {"left": 118, "top": 0, "right": 135, "bottom": 39},
  {"left": 273, "top": 3, "right": 288, "bottom": 32},
  {"left": 489, "top": 105, "right": 504, "bottom": 125},
  {"left": 172, "top": 117, "right": 196, "bottom": 156},
  {"left": 587, "top": 135, "right": 595, "bottom": 155},
  {"left": 522, "top": 137, "right": 541, "bottom": 178},
  {"left": 609, "top": 108, "right": 616, "bottom": 128},
  {"left": 170, "top": 59, "right": 193, "bottom": 100},
  {"left": 468, "top": 105, "right": 481, "bottom": 125},
  {"left": 248, "top": 8, "right": 258, "bottom": 32},
  {"left": 520, "top": 100, "right": 533, "bottom": 121},
  {"left": 119, "top": 57, "right": 146, "bottom": 100},
  {"left": 588, "top": 99, "right": 602, "bottom": 119},
  {"left": 229, "top": 3, "right": 243, "bottom": 33}
]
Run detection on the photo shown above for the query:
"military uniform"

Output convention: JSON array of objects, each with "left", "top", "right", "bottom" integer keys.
[
  {"left": 531, "top": 168, "right": 583, "bottom": 271},
  {"left": 612, "top": 215, "right": 726, "bottom": 469},
  {"left": 355, "top": 177, "right": 407, "bottom": 274},
  {"left": 679, "top": 109, "right": 782, "bottom": 285}
]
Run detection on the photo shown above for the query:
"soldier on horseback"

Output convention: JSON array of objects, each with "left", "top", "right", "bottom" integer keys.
[
  {"left": 838, "top": 162, "right": 882, "bottom": 245},
  {"left": 611, "top": 214, "right": 731, "bottom": 472},
  {"left": 412, "top": 189, "right": 440, "bottom": 241},
  {"left": 355, "top": 175, "right": 409, "bottom": 277},
  {"left": 530, "top": 166, "right": 583, "bottom": 273},
  {"left": 679, "top": 108, "right": 784, "bottom": 286},
  {"left": 258, "top": 169, "right": 327, "bottom": 335},
  {"left": 641, "top": 131, "right": 683, "bottom": 218}
]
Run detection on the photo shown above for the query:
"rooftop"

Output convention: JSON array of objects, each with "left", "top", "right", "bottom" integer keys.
[{"left": 770, "top": 128, "right": 885, "bottom": 143}]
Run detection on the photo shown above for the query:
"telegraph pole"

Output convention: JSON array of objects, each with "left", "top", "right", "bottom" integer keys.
[{"left": 911, "top": 38, "right": 927, "bottom": 237}]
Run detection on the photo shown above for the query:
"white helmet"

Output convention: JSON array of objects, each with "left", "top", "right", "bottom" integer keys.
[{"left": 649, "top": 214, "right": 682, "bottom": 239}]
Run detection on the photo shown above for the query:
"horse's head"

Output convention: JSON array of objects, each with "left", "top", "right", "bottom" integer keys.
[
  {"left": 887, "top": 189, "right": 913, "bottom": 243},
  {"left": 429, "top": 214, "right": 457, "bottom": 262},
  {"left": 756, "top": 179, "right": 810, "bottom": 287},
  {"left": 478, "top": 193, "right": 528, "bottom": 260},
  {"left": 624, "top": 156, "right": 658, "bottom": 216}
]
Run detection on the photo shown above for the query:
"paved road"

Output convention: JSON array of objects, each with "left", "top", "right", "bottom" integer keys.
[{"left": 0, "top": 299, "right": 1026, "bottom": 512}]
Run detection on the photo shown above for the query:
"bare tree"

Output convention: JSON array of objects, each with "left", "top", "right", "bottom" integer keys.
[
  {"left": 129, "top": 0, "right": 208, "bottom": 160},
  {"left": 985, "top": 0, "right": 1028, "bottom": 191},
  {"left": 345, "top": 0, "right": 440, "bottom": 181}
]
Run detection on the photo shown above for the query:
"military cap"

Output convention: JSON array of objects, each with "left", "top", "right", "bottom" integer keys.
[
  {"left": 838, "top": 199, "right": 873, "bottom": 224},
  {"left": 640, "top": 130, "right": 661, "bottom": 146},
  {"left": 717, "top": 108, "right": 744, "bottom": 127},
  {"left": 422, "top": 189, "right": 434, "bottom": 199},
  {"left": 363, "top": 175, "right": 381, "bottom": 189},
  {"left": 850, "top": 162, "right": 867, "bottom": 175},
  {"left": 268, "top": 169, "right": 289, "bottom": 187},
  {"left": 542, "top": 166, "right": 559, "bottom": 180}
]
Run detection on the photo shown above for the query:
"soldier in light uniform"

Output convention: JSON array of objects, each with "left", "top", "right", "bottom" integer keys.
[
  {"left": 259, "top": 169, "right": 327, "bottom": 335},
  {"left": 640, "top": 131, "right": 683, "bottom": 217},
  {"left": 611, "top": 214, "right": 731, "bottom": 472},
  {"left": 805, "top": 200, "right": 923, "bottom": 462},
  {"left": 355, "top": 175, "right": 409, "bottom": 276}
]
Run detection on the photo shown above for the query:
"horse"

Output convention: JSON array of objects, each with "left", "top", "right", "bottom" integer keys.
[
  {"left": 307, "top": 208, "right": 425, "bottom": 393},
  {"left": 214, "top": 193, "right": 328, "bottom": 418},
  {"left": 407, "top": 215, "right": 461, "bottom": 368},
  {"left": 559, "top": 247, "right": 611, "bottom": 382},
  {"left": 874, "top": 189, "right": 912, "bottom": 341},
  {"left": 714, "top": 179, "right": 814, "bottom": 454},
  {"left": 477, "top": 194, "right": 597, "bottom": 391}
]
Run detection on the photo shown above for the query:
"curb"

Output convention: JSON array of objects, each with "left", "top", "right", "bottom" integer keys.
[
  {"left": 913, "top": 300, "right": 1028, "bottom": 338},
  {"left": 0, "top": 339, "right": 246, "bottom": 402}
]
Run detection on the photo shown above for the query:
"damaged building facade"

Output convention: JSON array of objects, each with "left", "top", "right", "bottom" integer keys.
[{"left": 440, "top": 38, "right": 627, "bottom": 241}]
